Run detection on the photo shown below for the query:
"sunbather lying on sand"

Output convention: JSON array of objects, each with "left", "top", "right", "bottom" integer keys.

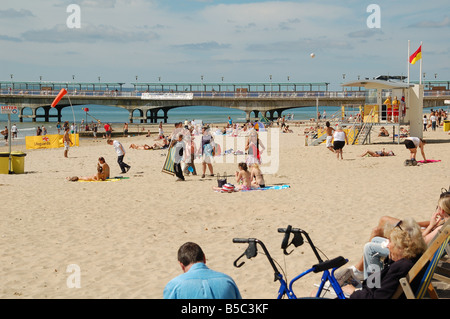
[
  {"left": 129, "top": 139, "right": 169, "bottom": 150},
  {"left": 360, "top": 149, "right": 395, "bottom": 157}
]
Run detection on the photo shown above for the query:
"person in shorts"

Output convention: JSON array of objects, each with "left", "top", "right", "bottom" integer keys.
[
  {"left": 325, "top": 121, "right": 335, "bottom": 153},
  {"left": 332, "top": 126, "right": 348, "bottom": 160},
  {"left": 404, "top": 137, "right": 427, "bottom": 163},
  {"left": 63, "top": 127, "right": 73, "bottom": 158}
]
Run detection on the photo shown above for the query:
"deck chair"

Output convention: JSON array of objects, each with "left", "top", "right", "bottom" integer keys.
[
  {"left": 392, "top": 222, "right": 450, "bottom": 299},
  {"left": 433, "top": 220, "right": 450, "bottom": 286}
]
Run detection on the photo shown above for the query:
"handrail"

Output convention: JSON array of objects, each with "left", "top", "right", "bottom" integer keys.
[{"left": 6, "top": 89, "right": 447, "bottom": 98}]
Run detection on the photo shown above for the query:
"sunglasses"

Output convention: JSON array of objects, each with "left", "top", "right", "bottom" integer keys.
[
  {"left": 440, "top": 186, "right": 450, "bottom": 198},
  {"left": 395, "top": 220, "right": 403, "bottom": 231}
]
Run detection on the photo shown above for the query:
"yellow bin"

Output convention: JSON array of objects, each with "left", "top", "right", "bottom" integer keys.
[
  {"left": 0, "top": 152, "right": 10, "bottom": 174},
  {"left": 11, "top": 151, "right": 26, "bottom": 174},
  {"left": 443, "top": 120, "right": 450, "bottom": 132}
]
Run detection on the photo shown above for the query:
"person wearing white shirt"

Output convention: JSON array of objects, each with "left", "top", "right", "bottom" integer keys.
[{"left": 107, "top": 139, "right": 131, "bottom": 174}]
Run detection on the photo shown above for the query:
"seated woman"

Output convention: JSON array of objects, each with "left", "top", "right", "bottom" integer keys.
[
  {"left": 378, "top": 126, "right": 389, "bottom": 137},
  {"left": 250, "top": 163, "right": 265, "bottom": 188},
  {"left": 235, "top": 162, "right": 252, "bottom": 191},
  {"left": 360, "top": 149, "right": 395, "bottom": 157},
  {"left": 337, "top": 193, "right": 449, "bottom": 284},
  {"left": 66, "top": 165, "right": 105, "bottom": 182},
  {"left": 343, "top": 217, "right": 427, "bottom": 299}
]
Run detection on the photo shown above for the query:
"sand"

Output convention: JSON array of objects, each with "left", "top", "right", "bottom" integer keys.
[{"left": 0, "top": 123, "right": 449, "bottom": 299}]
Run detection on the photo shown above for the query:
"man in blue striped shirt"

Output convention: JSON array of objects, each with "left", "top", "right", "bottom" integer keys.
[{"left": 164, "top": 242, "right": 242, "bottom": 299}]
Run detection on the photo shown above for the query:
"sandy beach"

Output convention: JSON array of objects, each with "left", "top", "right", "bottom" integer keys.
[{"left": 0, "top": 123, "right": 449, "bottom": 299}]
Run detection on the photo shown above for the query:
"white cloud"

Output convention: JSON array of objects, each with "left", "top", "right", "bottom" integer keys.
[
  {"left": 21, "top": 24, "right": 159, "bottom": 43},
  {"left": 1, "top": 0, "right": 449, "bottom": 86}
]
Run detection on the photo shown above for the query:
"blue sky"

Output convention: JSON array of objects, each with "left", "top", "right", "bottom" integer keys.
[{"left": 1, "top": 0, "right": 449, "bottom": 90}]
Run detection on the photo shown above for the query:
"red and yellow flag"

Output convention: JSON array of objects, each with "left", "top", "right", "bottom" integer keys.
[{"left": 409, "top": 45, "right": 422, "bottom": 65}]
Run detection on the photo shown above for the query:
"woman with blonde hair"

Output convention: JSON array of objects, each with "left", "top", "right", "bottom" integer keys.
[
  {"left": 250, "top": 163, "right": 265, "bottom": 188},
  {"left": 338, "top": 193, "right": 450, "bottom": 284},
  {"left": 344, "top": 217, "right": 427, "bottom": 298}
]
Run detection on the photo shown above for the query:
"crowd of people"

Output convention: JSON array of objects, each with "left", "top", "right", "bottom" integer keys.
[
  {"left": 159, "top": 120, "right": 266, "bottom": 184},
  {"left": 423, "top": 109, "right": 448, "bottom": 131},
  {"left": 56, "top": 111, "right": 449, "bottom": 299}
]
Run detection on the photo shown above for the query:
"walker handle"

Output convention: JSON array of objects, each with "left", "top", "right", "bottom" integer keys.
[{"left": 233, "top": 238, "right": 251, "bottom": 243}]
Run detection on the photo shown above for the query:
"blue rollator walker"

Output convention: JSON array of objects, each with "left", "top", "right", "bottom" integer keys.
[{"left": 233, "top": 225, "right": 348, "bottom": 299}]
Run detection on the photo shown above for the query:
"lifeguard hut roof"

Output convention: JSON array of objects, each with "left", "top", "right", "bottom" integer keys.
[{"left": 341, "top": 79, "right": 413, "bottom": 90}]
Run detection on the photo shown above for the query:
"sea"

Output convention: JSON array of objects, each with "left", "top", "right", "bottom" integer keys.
[{"left": 0, "top": 104, "right": 342, "bottom": 144}]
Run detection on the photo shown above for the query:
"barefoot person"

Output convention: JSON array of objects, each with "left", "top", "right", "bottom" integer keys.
[
  {"left": 63, "top": 127, "right": 73, "bottom": 158},
  {"left": 360, "top": 149, "right": 395, "bottom": 157},
  {"left": 325, "top": 121, "right": 335, "bottom": 152},
  {"left": 332, "top": 126, "right": 348, "bottom": 160},
  {"left": 250, "top": 163, "right": 265, "bottom": 188},
  {"left": 97, "top": 157, "right": 110, "bottom": 179},
  {"left": 235, "top": 162, "right": 252, "bottom": 191},
  {"left": 66, "top": 157, "right": 110, "bottom": 182},
  {"left": 200, "top": 126, "right": 214, "bottom": 178}
]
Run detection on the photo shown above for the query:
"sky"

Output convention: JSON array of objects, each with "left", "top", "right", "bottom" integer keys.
[{"left": 1, "top": 0, "right": 449, "bottom": 90}]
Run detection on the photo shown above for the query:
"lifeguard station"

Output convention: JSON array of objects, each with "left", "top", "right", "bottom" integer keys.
[{"left": 308, "top": 76, "right": 423, "bottom": 146}]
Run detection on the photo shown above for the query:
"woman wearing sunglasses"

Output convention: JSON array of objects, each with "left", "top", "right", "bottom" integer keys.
[{"left": 343, "top": 217, "right": 427, "bottom": 298}]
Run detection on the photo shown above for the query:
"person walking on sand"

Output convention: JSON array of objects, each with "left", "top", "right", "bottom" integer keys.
[
  {"left": 11, "top": 124, "right": 17, "bottom": 139},
  {"left": 107, "top": 139, "right": 131, "bottom": 174},
  {"left": 200, "top": 126, "right": 214, "bottom": 178},
  {"left": 332, "top": 126, "right": 348, "bottom": 160},
  {"left": 63, "top": 127, "right": 73, "bottom": 158},
  {"left": 325, "top": 121, "right": 335, "bottom": 153},
  {"left": 171, "top": 133, "right": 186, "bottom": 181}
]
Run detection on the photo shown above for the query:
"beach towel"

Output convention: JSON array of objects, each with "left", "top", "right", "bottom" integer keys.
[
  {"left": 241, "top": 185, "right": 291, "bottom": 191},
  {"left": 417, "top": 160, "right": 441, "bottom": 164},
  {"left": 214, "top": 184, "right": 290, "bottom": 192},
  {"left": 77, "top": 176, "right": 130, "bottom": 182}
]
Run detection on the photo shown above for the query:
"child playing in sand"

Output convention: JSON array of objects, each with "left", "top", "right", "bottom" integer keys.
[{"left": 250, "top": 163, "right": 265, "bottom": 188}]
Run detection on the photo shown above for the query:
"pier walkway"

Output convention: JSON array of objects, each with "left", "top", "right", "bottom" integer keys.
[{"left": 0, "top": 81, "right": 449, "bottom": 123}]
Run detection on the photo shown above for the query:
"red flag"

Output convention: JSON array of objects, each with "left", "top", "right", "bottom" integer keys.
[
  {"left": 409, "top": 45, "right": 422, "bottom": 65},
  {"left": 51, "top": 88, "right": 67, "bottom": 107}
]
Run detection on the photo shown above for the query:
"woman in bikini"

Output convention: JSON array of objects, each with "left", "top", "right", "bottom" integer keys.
[
  {"left": 235, "top": 162, "right": 252, "bottom": 191},
  {"left": 250, "top": 163, "right": 265, "bottom": 188}
]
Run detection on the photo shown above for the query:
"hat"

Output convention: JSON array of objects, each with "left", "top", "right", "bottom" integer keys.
[{"left": 222, "top": 183, "right": 235, "bottom": 193}]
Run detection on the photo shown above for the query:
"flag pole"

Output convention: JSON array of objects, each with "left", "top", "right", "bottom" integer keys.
[
  {"left": 419, "top": 41, "right": 423, "bottom": 85},
  {"left": 407, "top": 40, "right": 410, "bottom": 86},
  {"left": 407, "top": 40, "right": 410, "bottom": 144},
  {"left": 67, "top": 95, "right": 77, "bottom": 147}
]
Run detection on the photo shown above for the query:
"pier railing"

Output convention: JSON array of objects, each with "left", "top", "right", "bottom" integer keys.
[{"left": 2, "top": 89, "right": 450, "bottom": 99}]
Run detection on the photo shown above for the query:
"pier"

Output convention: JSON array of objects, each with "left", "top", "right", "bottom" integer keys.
[{"left": 0, "top": 80, "right": 449, "bottom": 123}]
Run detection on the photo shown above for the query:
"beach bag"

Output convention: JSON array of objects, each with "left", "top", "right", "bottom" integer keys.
[
  {"left": 222, "top": 183, "right": 235, "bottom": 193},
  {"left": 217, "top": 172, "right": 227, "bottom": 187}
]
